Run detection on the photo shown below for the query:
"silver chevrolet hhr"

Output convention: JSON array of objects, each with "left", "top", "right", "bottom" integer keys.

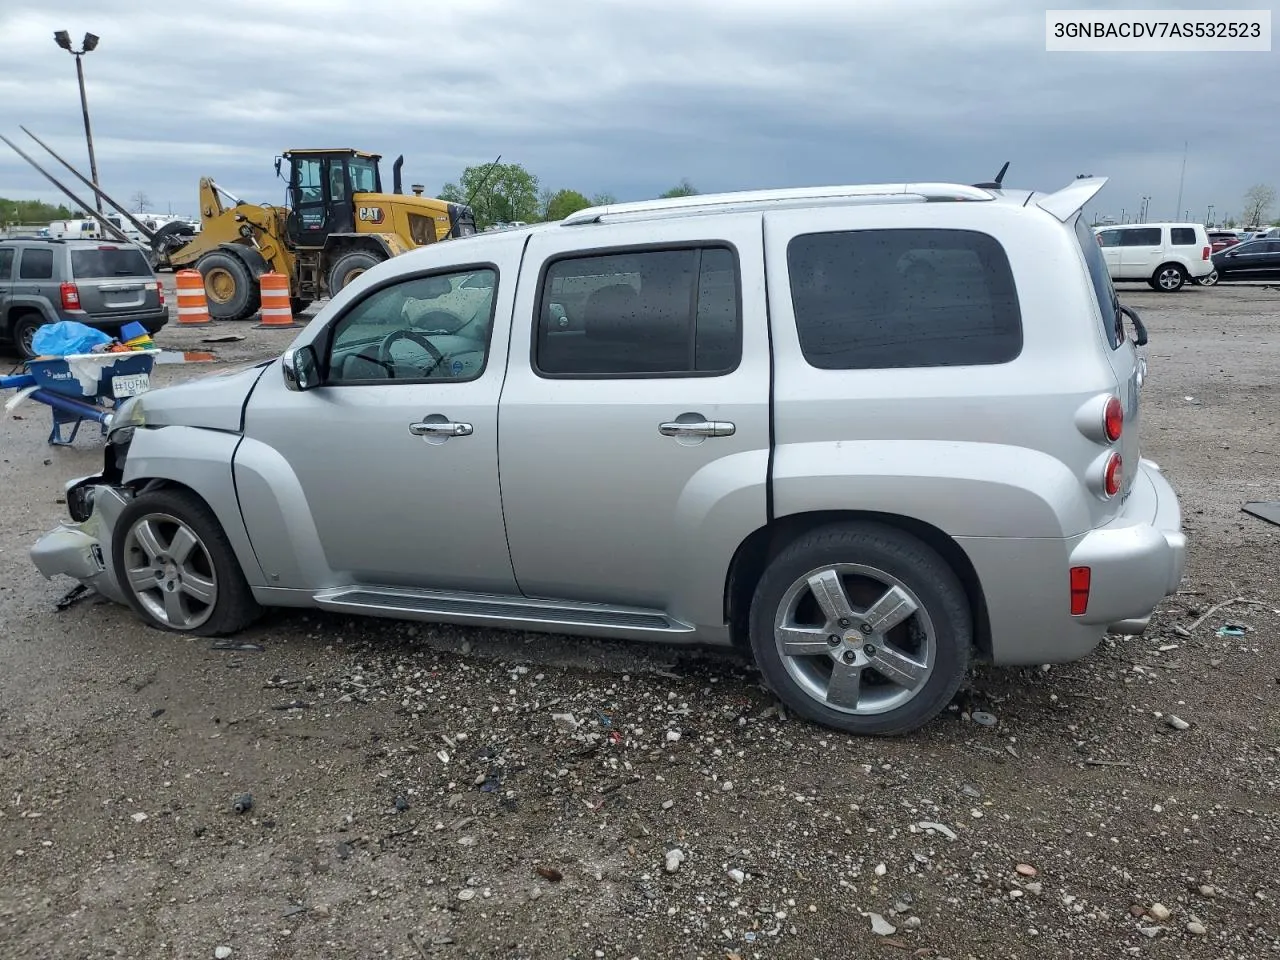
[{"left": 32, "top": 177, "right": 1185, "bottom": 735}]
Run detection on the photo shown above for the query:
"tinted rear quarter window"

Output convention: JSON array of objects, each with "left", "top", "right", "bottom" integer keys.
[
  {"left": 1170, "top": 227, "right": 1197, "bottom": 246},
  {"left": 0, "top": 248, "right": 13, "bottom": 280},
  {"left": 71, "top": 247, "right": 152, "bottom": 278},
  {"left": 786, "top": 228, "right": 1021, "bottom": 370},
  {"left": 18, "top": 248, "right": 54, "bottom": 280},
  {"left": 1074, "top": 216, "right": 1124, "bottom": 349}
]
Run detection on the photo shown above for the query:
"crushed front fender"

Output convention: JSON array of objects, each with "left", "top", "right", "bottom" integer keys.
[{"left": 30, "top": 484, "right": 132, "bottom": 605}]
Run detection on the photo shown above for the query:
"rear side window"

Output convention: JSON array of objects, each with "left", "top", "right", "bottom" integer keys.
[
  {"left": 18, "top": 248, "right": 53, "bottom": 280},
  {"left": 786, "top": 229, "right": 1021, "bottom": 370},
  {"left": 1074, "top": 216, "right": 1124, "bottom": 349},
  {"left": 1120, "top": 228, "right": 1161, "bottom": 246},
  {"left": 71, "top": 247, "right": 152, "bottom": 278},
  {"left": 1170, "top": 227, "right": 1197, "bottom": 246},
  {"left": 0, "top": 248, "right": 13, "bottom": 280},
  {"left": 535, "top": 246, "right": 741, "bottom": 377}
]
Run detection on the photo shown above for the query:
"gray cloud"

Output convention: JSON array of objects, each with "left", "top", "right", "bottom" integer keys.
[{"left": 1, "top": 0, "right": 1275, "bottom": 225}]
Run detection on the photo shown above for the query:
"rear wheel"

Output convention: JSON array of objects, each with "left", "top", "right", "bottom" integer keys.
[
  {"left": 1195, "top": 270, "right": 1219, "bottom": 287},
  {"left": 11, "top": 312, "right": 44, "bottom": 360},
  {"left": 197, "top": 251, "right": 260, "bottom": 320},
  {"left": 112, "top": 488, "right": 261, "bottom": 636},
  {"left": 748, "top": 523, "right": 971, "bottom": 736},
  {"left": 1151, "top": 263, "right": 1186, "bottom": 292},
  {"left": 327, "top": 251, "right": 382, "bottom": 298}
]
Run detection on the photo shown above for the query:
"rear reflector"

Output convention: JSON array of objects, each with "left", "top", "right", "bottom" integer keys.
[
  {"left": 60, "top": 282, "right": 81, "bottom": 310},
  {"left": 1070, "top": 566, "right": 1091, "bottom": 616},
  {"left": 1103, "top": 452, "right": 1123, "bottom": 498}
]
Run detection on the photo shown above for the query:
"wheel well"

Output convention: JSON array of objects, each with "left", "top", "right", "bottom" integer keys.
[
  {"left": 1155, "top": 261, "right": 1188, "bottom": 277},
  {"left": 723, "top": 510, "right": 993, "bottom": 660},
  {"left": 322, "top": 237, "right": 388, "bottom": 275}
]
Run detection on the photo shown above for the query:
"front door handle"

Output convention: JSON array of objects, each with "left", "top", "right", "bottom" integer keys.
[
  {"left": 659, "top": 419, "right": 735, "bottom": 439},
  {"left": 409, "top": 419, "right": 473, "bottom": 438}
]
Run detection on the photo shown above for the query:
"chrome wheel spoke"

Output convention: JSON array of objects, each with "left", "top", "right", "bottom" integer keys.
[
  {"left": 168, "top": 525, "right": 199, "bottom": 564},
  {"left": 778, "top": 625, "right": 835, "bottom": 657},
  {"left": 133, "top": 520, "right": 165, "bottom": 561},
  {"left": 868, "top": 643, "right": 929, "bottom": 689},
  {"left": 808, "top": 568, "right": 856, "bottom": 624},
  {"left": 180, "top": 572, "right": 216, "bottom": 606},
  {"left": 162, "top": 586, "right": 187, "bottom": 626},
  {"left": 826, "top": 662, "right": 863, "bottom": 709},
  {"left": 127, "top": 565, "right": 159, "bottom": 591},
  {"left": 860, "top": 585, "right": 917, "bottom": 635}
]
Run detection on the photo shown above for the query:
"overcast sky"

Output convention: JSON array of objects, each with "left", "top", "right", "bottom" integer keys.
[{"left": 1, "top": 0, "right": 1275, "bottom": 224}]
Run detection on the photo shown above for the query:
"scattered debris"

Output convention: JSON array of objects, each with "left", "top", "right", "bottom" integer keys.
[
  {"left": 1242, "top": 501, "right": 1280, "bottom": 527},
  {"left": 456, "top": 888, "right": 476, "bottom": 902},
  {"left": 1147, "top": 903, "right": 1172, "bottom": 922},
  {"left": 210, "top": 641, "right": 264, "bottom": 652},
  {"left": 214, "top": 948, "right": 232, "bottom": 960},
  {"left": 727, "top": 868, "right": 746, "bottom": 884},
  {"left": 282, "top": 905, "right": 308, "bottom": 918},
  {"left": 130, "top": 811, "right": 148, "bottom": 823},
  {"left": 1188, "top": 596, "right": 1267, "bottom": 631},
  {"left": 535, "top": 866, "right": 563, "bottom": 882},
  {"left": 661, "top": 799, "right": 675, "bottom": 810},
  {"left": 664, "top": 848, "right": 686, "bottom": 873},
  {"left": 865, "top": 912, "right": 897, "bottom": 936},
  {"left": 1216, "top": 624, "right": 1247, "bottom": 637},
  {"left": 394, "top": 796, "right": 410, "bottom": 812},
  {"left": 150, "top": 708, "right": 165, "bottom": 719},
  {"left": 1186, "top": 921, "right": 1208, "bottom": 936},
  {"left": 1165, "top": 715, "right": 1192, "bottom": 731},
  {"left": 54, "top": 584, "right": 91, "bottom": 611},
  {"left": 232, "top": 793, "right": 253, "bottom": 815},
  {"left": 270, "top": 699, "right": 313, "bottom": 711},
  {"left": 916, "top": 821, "right": 958, "bottom": 841},
  {"left": 1016, "top": 863, "right": 1038, "bottom": 877},
  {"left": 201, "top": 334, "right": 246, "bottom": 343},
  {"left": 970, "top": 710, "right": 998, "bottom": 727}
]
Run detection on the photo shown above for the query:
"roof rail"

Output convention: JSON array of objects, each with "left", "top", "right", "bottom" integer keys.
[{"left": 561, "top": 183, "right": 995, "bottom": 226}]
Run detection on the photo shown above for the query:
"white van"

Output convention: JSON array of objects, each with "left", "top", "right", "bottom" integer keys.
[
  {"left": 47, "top": 218, "right": 104, "bottom": 240},
  {"left": 1093, "top": 222, "right": 1215, "bottom": 291}
]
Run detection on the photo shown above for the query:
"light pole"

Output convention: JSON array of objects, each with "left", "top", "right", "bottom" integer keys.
[
  {"left": 1140, "top": 196, "right": 1151, "bottom": 222},
  {"left": 53, "top": 30, "right": 102, "bottom": 215},
  {"left": 1206, "top": 204, "right": 1215, "bottom": 227}
]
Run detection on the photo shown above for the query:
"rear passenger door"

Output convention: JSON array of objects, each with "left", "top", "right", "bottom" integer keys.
[
  {"left": 1119, "top": 227, "right": 1162, "bottom": 280},
  {"left": 498, "top": 214, "right": 769, "bottom": 622},
  {"left": 14, "top": 246, "right": 55, "bottom": 306}
]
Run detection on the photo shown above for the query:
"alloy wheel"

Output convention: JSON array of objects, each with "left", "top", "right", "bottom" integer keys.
[
  {"left": 120, "top": 512, "right": 219, "bottom": 631},
  {"left": 1158, "top": 267, "right": 1183, "bottom": 291},
  {"left": 772, "top": 563, "right": 935, "bottom": 716}
]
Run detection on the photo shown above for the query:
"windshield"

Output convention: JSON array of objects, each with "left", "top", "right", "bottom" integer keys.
[
  {"left": 71, "top": 247, "right": 152, "bottom": 278},
  {"left": 349, "top": 157, "right": 380, "bottom": 193}
]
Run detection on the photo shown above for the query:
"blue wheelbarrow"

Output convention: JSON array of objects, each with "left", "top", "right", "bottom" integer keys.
[{"left": 1, "top": 348, "right": 159, "bottom": 445}]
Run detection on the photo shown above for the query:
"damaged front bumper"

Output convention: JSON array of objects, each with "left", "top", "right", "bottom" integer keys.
[{"left": 30, "top": 477, "right": 132, "bottom": 605}]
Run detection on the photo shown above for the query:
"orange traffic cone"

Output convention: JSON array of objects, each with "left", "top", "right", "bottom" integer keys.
[
  {"left": 175, "top": 269, "right": 212, "bottom": 326},
  {"left": 254, "top": 272, "right": 301, "bottom": 329}
]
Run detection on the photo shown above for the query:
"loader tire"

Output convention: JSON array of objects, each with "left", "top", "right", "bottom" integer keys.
[
  {"left": 197, "top": 251, "right": 260, "bottom": 321},
  {"left": 327, "top": 251, "right": 382, "bottom": 298}
]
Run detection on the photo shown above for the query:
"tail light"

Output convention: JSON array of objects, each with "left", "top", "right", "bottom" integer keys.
[
  {"left": 154, "top": 281, "right": 165, "bottom": 306},
  {"left": 1103, "top": 452, "right": 1123, "bottom": 498},
  {"left": 1070, "top": 566, "right": 1091, "bottom": 615},
  {"left": 1202, "top": 245, "right": 1211, "bottom": 260},
  {"left": 60, "top": 282, "right": 81, "bottom": 310},
  {"left": 1103, "top": 396, "right": 1123, "bottom": 442}
]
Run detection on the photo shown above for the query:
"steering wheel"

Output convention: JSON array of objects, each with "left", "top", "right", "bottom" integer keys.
[{"left": 377, "top": 329, "right": 447, "bottom": 378}]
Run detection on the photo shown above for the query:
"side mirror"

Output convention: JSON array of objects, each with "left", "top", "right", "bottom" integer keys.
[{"left": 282, "top": 345, "right": 321, "bottom": 391}]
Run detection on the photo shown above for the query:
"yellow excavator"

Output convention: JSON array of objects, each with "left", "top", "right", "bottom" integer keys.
[{"left": 5, "top": 130, "right": 476, "bottom": 320}]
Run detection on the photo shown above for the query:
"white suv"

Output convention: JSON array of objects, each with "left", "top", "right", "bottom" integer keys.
[{"left": 1093, "top": 222, "right": 1215, "bottom": 290}]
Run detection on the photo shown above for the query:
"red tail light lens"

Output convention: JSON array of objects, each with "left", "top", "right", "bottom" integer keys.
[
  {"left": 1103, "top": 396, "right": 1123, "bottom": 442},
  {"left": 1103, "top": 452, "right": 1123, "bottom": 498},
  {"left": 1202, "top": 245, "right": 1211, "bottom": 260},
  {"left": 155, "top": 281, "right": 165, "bottom": 306},
  {"left": 60, "top": 282, "right": 81, "bottom": 310},
  {"left": 1070, "top": 566, "right": 1091, "bottom": 615}
]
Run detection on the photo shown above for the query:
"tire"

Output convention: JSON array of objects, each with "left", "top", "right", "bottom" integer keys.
[
  {"left": 11, "top": 312, "right": 45, "bottom": 360},
  {"left": 1151, "top": 263, "right": 1185, "bottom": 292},
  {"left": 196, "top": 251, "right": 260, "bottom": 321},
  {"left": 1194, "top": 270, "right": 1219, "bottom": 287},
  {"left": 747, "top": 523, "right": 971, "bottom": 736},
  {"left": 111, "top": 488, "right": 262, "bottom": 636},
  {"left": 150, "top": 221, "right": 196, "bottom": 261},
  {"left": 327, "top": 251, "right": 382, "bottom": 297}
]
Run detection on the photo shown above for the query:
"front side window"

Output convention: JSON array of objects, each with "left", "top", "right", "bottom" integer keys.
[
  {"left": 1097, "top": 230, "right": 1121, "bottom": 247},
  {"left": 327, "top": 268, "right": 497, "bottom": 384},
  {"left": 535, "top": 246, "right": 740, "bottom": 377},
  {"left": 1119, "top": 228, "right": 1162, "bottom": 246},
  {"left": 787, "top": 228, "right": 1022, "bottom": 369},
  {"left": 348, "top": 157, "right": 379, "bottom": 193},
  {"left": 18, "top": 248, "right": 53, "bottom": 280},
  {"left": 1170, "top": 227, "right": 1197, "bottom": 246},
  {"left": 295, "top": 159, "right": 323, "bottom": 204}
]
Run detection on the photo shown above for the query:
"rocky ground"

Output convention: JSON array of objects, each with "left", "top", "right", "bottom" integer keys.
[{"left": 1, "top": 282, "right": 1278, "bottom": 960}]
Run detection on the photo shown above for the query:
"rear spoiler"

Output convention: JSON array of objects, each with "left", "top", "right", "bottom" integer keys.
[{"left": 1036, "top": 176, "right": 1108, "bottom": 222}]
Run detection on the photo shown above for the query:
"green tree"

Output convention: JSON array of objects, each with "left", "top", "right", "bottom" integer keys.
[
  {"left": 440, "top": 162, "right": 540, "bottom": 229},
  {"left": 0, "top": 197, "right": 74, "bottom": 225},
  {"left": 544, "top": 189, "right": 592, "bottom": 221},
  {"left": 658, "top": 179, "right": 698, "bottom": 199}
]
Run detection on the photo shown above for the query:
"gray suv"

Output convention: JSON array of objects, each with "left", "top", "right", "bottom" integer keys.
[
  {"left": 0, "top": 237, "right": 168, "bottom": 358},
  {"left": 31, "top": 177, "right": 1185, "bottom": 735}
]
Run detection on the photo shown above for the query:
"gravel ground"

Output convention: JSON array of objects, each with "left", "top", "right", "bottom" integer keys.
[{"left": 1, "top": 283, "right": 1278, "bottom": 960}]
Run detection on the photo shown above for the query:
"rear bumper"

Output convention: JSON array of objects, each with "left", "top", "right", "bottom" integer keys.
[
  {"left": 958, "top": 459, "right": 1185, "bottom": 665},
  {"left": 58, "top": 308, "right": 169, "bottom": 335}
]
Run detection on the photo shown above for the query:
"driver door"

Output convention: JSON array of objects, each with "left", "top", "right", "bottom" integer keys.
[{"left": 240, "top": 260, "right": 516, "bottom": 592}]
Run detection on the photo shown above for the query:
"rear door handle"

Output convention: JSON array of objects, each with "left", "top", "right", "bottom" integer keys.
[
  {"left": 659, "top": 420, "right": 735, "bottom": 438},
  {"left": 409, "top": 420, "right": 473, "bottom": 438}
]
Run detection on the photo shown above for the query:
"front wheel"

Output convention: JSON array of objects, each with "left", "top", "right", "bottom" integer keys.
[
  {"left": 196, "top": 251, "right": 260, "bottom": 320},
  {"left": 11, "top": 313, "right": 44, "bottom": 360},
  {"left": 1151, "top": 263, "right": 1186, "bottom": 292},
  {"left": 112, "top": 488, "right": 261, "bottom": 636},
  {"left": 327, "top": 251, "right": 382, "bottom": 298},
  {"left": 748, "top": 523, "right": 971, "bottom": 736},
  {"left": 1194, "top": 270, "right": 1219, "bottom": 287}
]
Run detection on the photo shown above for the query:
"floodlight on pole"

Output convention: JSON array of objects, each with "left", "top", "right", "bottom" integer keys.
[{"left": 52, "top": 29, "right": 103, "bottom": 214}]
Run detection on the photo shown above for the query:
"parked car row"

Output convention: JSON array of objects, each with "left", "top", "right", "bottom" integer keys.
[{"left": 1094, "top": 222, "right": 1280, "bottom": 289}]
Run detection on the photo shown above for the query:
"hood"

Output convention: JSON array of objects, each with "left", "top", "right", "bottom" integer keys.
[{"left": 112, "top": 361, "right": 273, "bottom": 434}]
